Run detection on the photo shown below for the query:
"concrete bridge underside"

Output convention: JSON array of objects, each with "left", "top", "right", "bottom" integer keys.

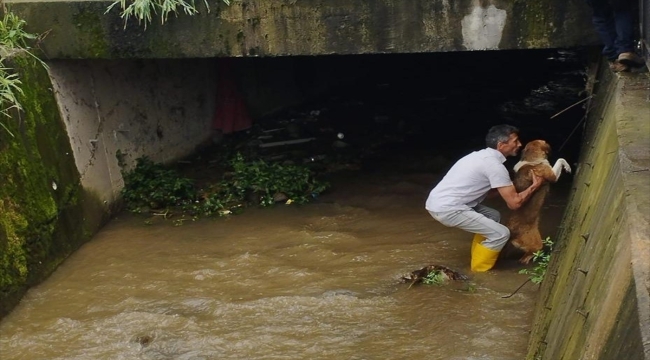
[{"left": 7, "top": 0, "right": 599, "bottom": 59}]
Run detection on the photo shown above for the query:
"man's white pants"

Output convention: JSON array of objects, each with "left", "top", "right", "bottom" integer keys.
[{"left": 428, "top": 204, "right": 510, "bottom": 250}]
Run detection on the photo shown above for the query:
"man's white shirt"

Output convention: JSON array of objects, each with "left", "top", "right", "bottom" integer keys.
[{"left": 425, "top": 148, "right": 512, "bottom": 212}]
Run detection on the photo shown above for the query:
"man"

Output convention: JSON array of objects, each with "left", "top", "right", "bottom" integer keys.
[
  {"left": 585, "top": 0, "right": 645, "bottom": 72},
  {"left": 425, "top": 124, "right": 542, "bottom": 272}
]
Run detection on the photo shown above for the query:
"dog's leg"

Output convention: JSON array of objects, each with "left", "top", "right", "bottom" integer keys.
[
  {"left": 552, "top": 159, "right": 572, "bottom": 180},
  {"left": 520, "top": 253, "right": 535, "bottom": 264}
]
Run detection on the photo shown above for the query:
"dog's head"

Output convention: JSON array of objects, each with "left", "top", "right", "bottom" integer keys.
[{"left": 521, "top": 140, "right": 551, "bottom": 160}]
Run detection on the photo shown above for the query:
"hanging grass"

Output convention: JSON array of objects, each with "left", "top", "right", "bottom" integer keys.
[
  {"left": 106, "top": 0, "right": 231, "bottom": 29},
  {"left": 0, "top": 65, "right": 22, "bottom": 136},
  {"left": 0, "top": 11, "right": 47, "bottom": 137}
]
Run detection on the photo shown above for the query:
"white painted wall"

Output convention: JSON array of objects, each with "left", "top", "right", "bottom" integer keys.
[
  {"left": 461, "top": 2, "right": 507, "bottom": 50},
  {"left": 47, "top": 59, "right": 217, "bottom": 205}
]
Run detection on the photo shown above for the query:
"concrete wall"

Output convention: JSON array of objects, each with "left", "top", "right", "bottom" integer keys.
[
  {"left": 47, "top": 59, "right": 218, "bottom": 204},
  {"left": 526, "top": 63, "right": 650, "bottom": 359},
  {"left": 5, "top": 0, "right": 599, "bottom": 59}
]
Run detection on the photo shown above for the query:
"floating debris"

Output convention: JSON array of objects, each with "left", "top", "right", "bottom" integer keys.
[
  {"left": 133, "top": 334, "right": 154, "bottom": 347},
  {"left": 401, "top": 264, "right": 469, "bottom": 289},
  {"left": 258, "top": 137, "right": 316, "bottom": 148}
]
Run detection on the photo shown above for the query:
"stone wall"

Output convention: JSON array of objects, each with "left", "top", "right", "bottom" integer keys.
[{"left": 526, "top": 62, "right": 650, "bottom": 359}]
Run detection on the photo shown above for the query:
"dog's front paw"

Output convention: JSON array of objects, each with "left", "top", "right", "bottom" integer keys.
[{"left": 559, "top": 158, "right": 572, "bottom": 173}]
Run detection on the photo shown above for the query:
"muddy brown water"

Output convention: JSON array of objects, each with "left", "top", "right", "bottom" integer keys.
[{"left": 0, "top": 159, "right": 570, "bottom": 360}]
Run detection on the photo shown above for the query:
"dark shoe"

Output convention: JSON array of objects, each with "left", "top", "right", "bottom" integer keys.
[
  {"left": 609, "top": 60, "right": 629, "bottom": 72},
  {"left": 617, "top": 52, "right": 645, "bottom": 68}
]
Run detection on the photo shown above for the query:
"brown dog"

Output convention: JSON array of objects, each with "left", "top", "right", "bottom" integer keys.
[{"left": 505, "top": 140, "right": 571, "bottom": 264}]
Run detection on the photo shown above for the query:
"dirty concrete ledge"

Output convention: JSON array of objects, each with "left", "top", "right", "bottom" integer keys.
[
  {"left": 5, "top": 0, "right": 599, "bottom": 59},
  {"left": 526, "top": 62, "right": 650, "bottom": 359},
  {"left": 614, "top": 70, "right": 650, "bottom": 360}
]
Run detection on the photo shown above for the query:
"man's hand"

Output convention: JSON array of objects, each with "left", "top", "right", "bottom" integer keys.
[
  {"left": 497, "top": 171, "right": 544, "bottom": 210},
  {"left": 530, "top": 170, "right": 543, "bottom": 192}
]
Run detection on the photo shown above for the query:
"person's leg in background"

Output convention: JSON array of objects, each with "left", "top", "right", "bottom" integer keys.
[
  {"left": 611, "top": 0, "right": 645, "bottom": 67},
  {"left": 585, "top": 0, "right": 644, "bottom": 71},
  {"left": 586, "top": 0, "right": 619, "bottom": 61}
]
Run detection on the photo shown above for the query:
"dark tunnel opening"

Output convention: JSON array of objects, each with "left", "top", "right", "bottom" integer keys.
[{"left": 204, "top": 48, "right": 590, "bottom": 188}]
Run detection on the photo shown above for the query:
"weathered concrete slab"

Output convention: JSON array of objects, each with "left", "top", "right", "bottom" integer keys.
[
  {"left": 46, "top": 59, "right": 218, "bottom": 204},
  {"left": 5, "top": 0, "right": 599, "bottom": 59},
  {"left": 526, "top": 65, "right": 650, "bottom": 360}
]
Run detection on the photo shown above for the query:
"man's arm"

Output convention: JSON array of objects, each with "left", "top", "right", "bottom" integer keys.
[{"left": 496, "top": 171, "right": 543, "bottom": 210}]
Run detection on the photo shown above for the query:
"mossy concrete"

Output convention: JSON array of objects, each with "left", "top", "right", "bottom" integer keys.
[
  {"left": 0, "top": 55, "right": 108, "bottom": 319},
  {"left": 4, "top": 0, "right": 599, "bottom": 59},
  {"left": 526, "top": 64, "right": 650, "bottom": 359}
]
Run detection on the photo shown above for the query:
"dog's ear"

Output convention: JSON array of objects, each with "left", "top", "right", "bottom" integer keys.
[
  {"left": 522, "top": 140, "right": 541, "bottom": 159},
  {"left": 520, "top": 140, "right": 551, "bottom": 160}
]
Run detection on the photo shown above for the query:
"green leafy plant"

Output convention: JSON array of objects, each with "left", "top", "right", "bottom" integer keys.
[
  {"left": 224, "top": 153, "right": 329, "bottom": 207},
  {"left": 119, "top": 153, "right": 328, "bottom": 220},
  {"left": 1, "top": 12, "right": 36, "bottom": 51},
  {"left": 121, "top": 156, "right": 196, "bottom": 211},
  {"left": 519, "top": 237, "right": 554, "bottom": 284},
  {"left": 106, "top": 0, "right": 230, "bottom": 29},
  {"left": 421, "top": 270, "right": 447, "bottom": 286},
  {"left": 0, "top": 12, "right": 47, "bottom": 71}
]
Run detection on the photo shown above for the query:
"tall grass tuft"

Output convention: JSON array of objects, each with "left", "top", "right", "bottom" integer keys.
[
  {"left": 0, "top": 11, "right": 46, "bottom": 137},
  {"left": 106, "top": 0, "right": 230, "bottom": 29},
  {"left": 0, "top": 65, "right": 22, "bottom": 136}
]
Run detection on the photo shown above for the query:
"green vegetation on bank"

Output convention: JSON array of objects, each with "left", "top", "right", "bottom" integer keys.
[{"left": 120, "top": 153, "right": 329, "bottom": 221}]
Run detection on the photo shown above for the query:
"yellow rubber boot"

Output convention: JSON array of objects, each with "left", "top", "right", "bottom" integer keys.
[
  {"left": 471, "top": 242, "right": 500, "bottom": 272},
  {"left": 471, "top": 233, "right": 484, "bottom": 253}
]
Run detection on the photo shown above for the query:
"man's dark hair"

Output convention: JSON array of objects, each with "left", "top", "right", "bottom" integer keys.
[{"left": 485, "top": 124, "right": 519, "bottom": 149}]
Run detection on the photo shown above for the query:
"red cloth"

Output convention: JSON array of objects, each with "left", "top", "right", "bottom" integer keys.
[{"left": 212, "top": 59, "right": 252, "bottom": 134}]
